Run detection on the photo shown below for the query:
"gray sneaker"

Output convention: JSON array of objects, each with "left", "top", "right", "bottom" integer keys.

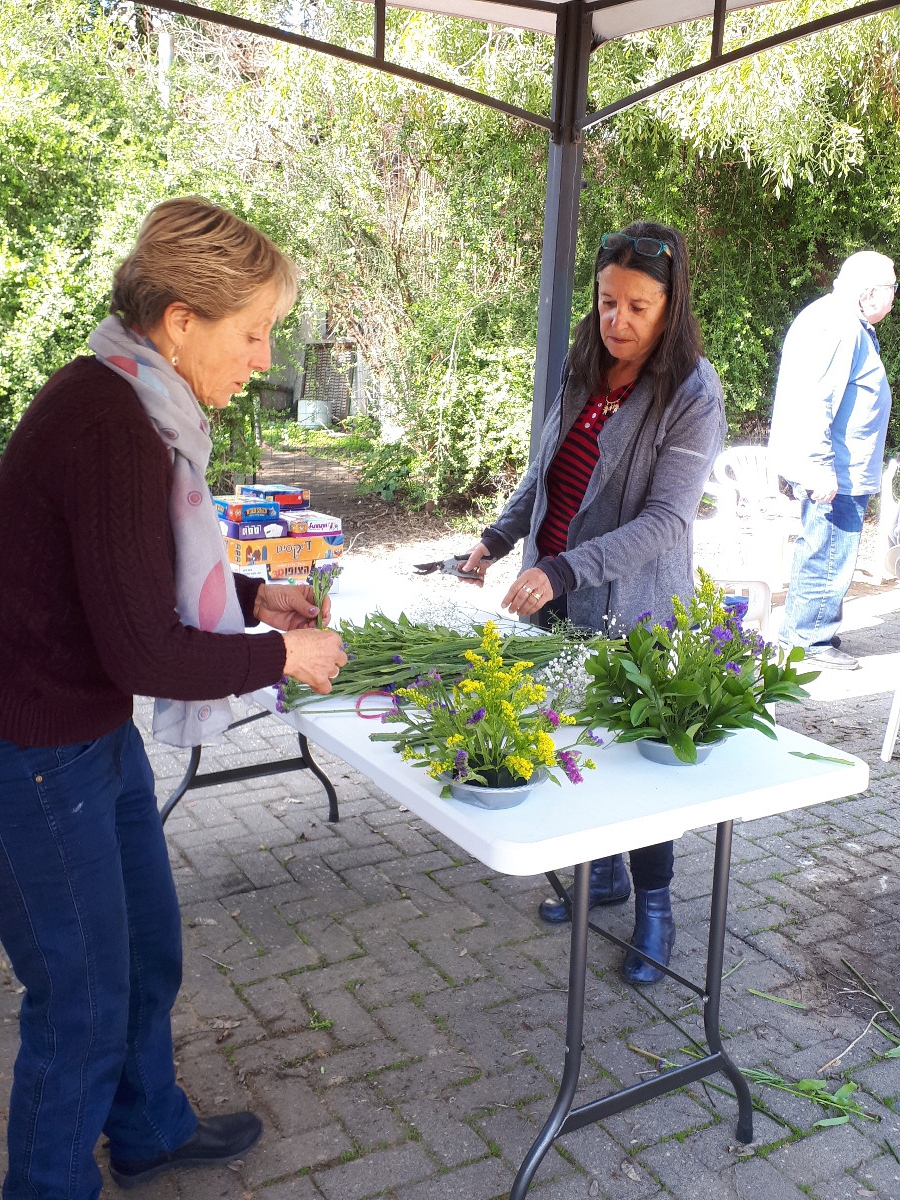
[{"left": 806, "top": 645, "right": 859, "bottom": 670}]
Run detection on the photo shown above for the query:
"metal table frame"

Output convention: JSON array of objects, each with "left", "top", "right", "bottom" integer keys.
[
  {"left": 160, "top": 709, "right": 340, "bottom": 825},
  {"left": 512, "top": 822, "right": 752, "bottom": 1197}
]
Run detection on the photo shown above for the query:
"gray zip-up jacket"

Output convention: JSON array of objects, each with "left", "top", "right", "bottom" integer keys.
[{"left": 486, "top": 358, "right": 725, "bottom": 633}]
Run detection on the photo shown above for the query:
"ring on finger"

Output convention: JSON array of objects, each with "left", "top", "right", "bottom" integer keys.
[
  {"left": 522, "top": 585, "right": 533, "bottom": 595},
  {"left": 533, "top": 591, "right": 542, "bottom": 601}
]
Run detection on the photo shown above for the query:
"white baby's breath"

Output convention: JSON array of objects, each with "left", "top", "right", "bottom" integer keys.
[{"left": 535, "top": 644, "right": 592, "bottom": 712}]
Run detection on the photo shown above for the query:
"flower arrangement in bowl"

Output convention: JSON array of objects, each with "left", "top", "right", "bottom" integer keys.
[
  {"left": 371, "top": 620, "right": 603, "bottom": 804},
  {"left": 577, "top": 569, "right": 818, "bottom": 765}
]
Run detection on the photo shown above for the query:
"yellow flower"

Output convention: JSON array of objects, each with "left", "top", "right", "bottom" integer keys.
[
  {"left": 458, "top": 679, "right": 482, "bottom": 694},
  {"left": 583, "top": 759, "right": 597, "bottom": 770},
  {"left": 480, "top": 621, "right": 502, "bottom": 656},
  {"left": 401, "top": 746, "right": 418, "bottom": 761},
  {"left": 517, "top": 683, "right": 546, "bottom": 706},
  {"left": 559, "top": 714, "right": 577, "bottom": 726},
  {"left": 503, "top": 754, "right": 533, "bottom": 781},
  {"left": 446, "top": 734, "right": 465, "bottom": 748},
  {"left": 535, "top": 731, "right": 557, "bottom": 766}
]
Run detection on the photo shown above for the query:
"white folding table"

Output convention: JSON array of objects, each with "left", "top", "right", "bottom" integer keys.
[{"left": 165, "top": 566, "right": 870, "bottom": 1195}]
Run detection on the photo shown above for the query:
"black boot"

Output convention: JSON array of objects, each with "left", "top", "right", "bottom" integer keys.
[
  {"left": 108, "top": 1112, "right": 263, "bottom": 1188},
  {"left": 622, "top": 886, "right": 675, "bottom": 984},
  {"left": 538, "top": 855, "right": 631, "bottom": 924}
]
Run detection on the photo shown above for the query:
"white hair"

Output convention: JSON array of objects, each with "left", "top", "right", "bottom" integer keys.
[{"left": 833, "top": 250, "right": 895, "bottom": 298}]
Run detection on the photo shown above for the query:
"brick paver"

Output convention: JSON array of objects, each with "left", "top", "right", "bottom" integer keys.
[{"left": 3, "top": 593, "right": 900, "bottom": 1199}]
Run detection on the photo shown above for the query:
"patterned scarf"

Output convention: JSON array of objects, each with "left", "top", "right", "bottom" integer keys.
[{"left": 89, "top": 316, "right": 245, "bottom": 747}]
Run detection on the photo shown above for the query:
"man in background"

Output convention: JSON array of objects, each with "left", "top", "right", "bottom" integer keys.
[{"left": 769, "top": 250, "right": 895, "bottom": 669}]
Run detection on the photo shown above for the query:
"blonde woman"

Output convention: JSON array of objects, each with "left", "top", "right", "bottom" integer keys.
[{"left": 0, "top": 198, "right": 346, "bottom": 1195}]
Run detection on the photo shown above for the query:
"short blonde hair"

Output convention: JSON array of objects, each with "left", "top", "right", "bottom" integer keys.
[{"left": 111, "top": 196, "right": 298, "bottom": 331}]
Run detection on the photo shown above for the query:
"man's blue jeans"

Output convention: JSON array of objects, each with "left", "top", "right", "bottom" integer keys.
[
  {"left": 781, "top": 490, "right": 872, "bottom": 651},
  {"left": 0, "top": 720, "right": 196, "bottom": 1199}
]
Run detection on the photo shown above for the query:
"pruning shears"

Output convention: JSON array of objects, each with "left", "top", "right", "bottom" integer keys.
[{"left": 413, "top": 554, "right": 495, "bottom": 580}]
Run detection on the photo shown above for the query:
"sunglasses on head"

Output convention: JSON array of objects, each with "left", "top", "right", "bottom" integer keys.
[{"left": 600, "top": 232, "right": 671, "bottom": 258}]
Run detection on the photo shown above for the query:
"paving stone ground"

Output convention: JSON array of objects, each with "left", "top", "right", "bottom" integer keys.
[{"left": 3, "top": 586, "right": 900, "bottom": 1199}]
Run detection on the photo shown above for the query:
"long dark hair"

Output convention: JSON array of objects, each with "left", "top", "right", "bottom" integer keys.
[{"left": 567, "top": 220, "right": 703, "bottom": 413}]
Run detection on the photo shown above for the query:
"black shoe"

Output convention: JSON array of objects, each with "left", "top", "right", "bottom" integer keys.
[
  {"left": 622, "top": 887, "right": 676, "bottom": 985},
  {"left": 108, "top": 1112, "right": 263, "bottom": 1188},
  {"left": 538, "top": 855, "right": 631, "bottom": 924},
  {"left": 805, "top": 645, "right": 858, "bottom": 670}
]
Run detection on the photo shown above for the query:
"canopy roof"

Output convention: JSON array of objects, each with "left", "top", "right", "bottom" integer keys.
[{"left": 353, "top": 0, "right": 780, "bottom": 40}]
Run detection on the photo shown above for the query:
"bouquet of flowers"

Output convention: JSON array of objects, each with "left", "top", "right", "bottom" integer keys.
[
  {"left": 277, "top": 610, "right": 595, "bottom": 710},
  {"left": 307, "top": 562, "right": 343, "bottom": 629},
  {"left": 371, "top": 620, "right": 602, "bottom": 796},
  {"left": 577, "top": 570, "right": 818, "bottom": 764}
]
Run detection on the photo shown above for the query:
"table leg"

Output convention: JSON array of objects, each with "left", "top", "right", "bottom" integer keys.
[
  {"left": 704, "top": 820, "right": 754, "bottom": 1143},
  {"left": 159, "top": 746, "right": 202, "bottom": 824},
  {"left": 510, "top": 861, "right": 591, "bottom": 1200},
  {"left": 298, "top": 732, "right": 339, "bottom": 823},
  {"left": 159, "top": 713, "right": 340, "bottom": 826},
  {"left": 512, "top": 823, "right": 753, "bottom": 1193}
]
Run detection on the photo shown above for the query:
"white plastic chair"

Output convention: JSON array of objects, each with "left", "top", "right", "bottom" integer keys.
[
  {"left": 694, "top": 445, "right": 802, "bottom": 594},
  {"left": 708, "top": 578, "right": 774, "bottom": 639},
  {"left": 874, "top": 457, "right": 900, "bottom": 583},
  {"left": 880, "top": 691, "right": 900, "bottom": 763}
]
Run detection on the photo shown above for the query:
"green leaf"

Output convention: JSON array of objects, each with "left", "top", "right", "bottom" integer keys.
[
  {"left": 789, "top": 751, "right": 854, "bottom": 766},
  {"left": 748, "top": 989, "right": 806, "bottom": 1009},
  {"left": 813, "top": 1115, "right": 850, "bottom": 1127},
  {"left": 670, "top": 731, "right": 698, "bottom": 764},
  {"left": 662, "top": 680, "right": 704, "bottom": 697},
  {"left": 630, "top": 697, "right": 653, "bottom": 726}
]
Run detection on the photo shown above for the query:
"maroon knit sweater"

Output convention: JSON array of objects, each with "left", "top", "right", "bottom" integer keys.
[{"left": 0, "top": 357, "right": 287, "bottom": 747}]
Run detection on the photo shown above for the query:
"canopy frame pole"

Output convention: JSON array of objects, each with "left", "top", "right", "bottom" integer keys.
[{"left": 529, "top": 0, "right": 595, "bottom": 450}]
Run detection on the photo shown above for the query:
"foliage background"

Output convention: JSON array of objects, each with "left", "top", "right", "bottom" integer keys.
[{"left": 2, "top": 0, "right": 900, "bottom": 499}]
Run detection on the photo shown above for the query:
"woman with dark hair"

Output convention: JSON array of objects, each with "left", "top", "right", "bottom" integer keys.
[{"left": 463, "top": 221, "right": 725, "bottom": 983}]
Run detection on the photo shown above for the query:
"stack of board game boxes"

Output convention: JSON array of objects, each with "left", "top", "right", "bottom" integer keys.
[{"left": 214, "top": 484, "right": 343, "bottom": 583}]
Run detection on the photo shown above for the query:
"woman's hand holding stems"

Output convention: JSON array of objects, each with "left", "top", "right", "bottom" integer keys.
[{"left": 253, "top": 583, "right": 347, "bottom": 694}]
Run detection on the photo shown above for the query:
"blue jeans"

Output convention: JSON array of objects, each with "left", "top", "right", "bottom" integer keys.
[
  {"left": 781, "top": 490, "right": 872, "bottom": 651},
  {"left": 0, "top": 720, "right": 196, "bottom": 1199}
]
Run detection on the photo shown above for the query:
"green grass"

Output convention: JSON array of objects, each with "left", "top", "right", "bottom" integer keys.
[{"left": 260, "top": 417, "right": 375, "bottom": 465}]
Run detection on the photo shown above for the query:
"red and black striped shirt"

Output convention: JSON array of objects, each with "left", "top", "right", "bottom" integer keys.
[{"left": 536, "top": 381, "right": 637, "bottom": 559}]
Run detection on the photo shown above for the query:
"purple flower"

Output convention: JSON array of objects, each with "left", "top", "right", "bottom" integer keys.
[
  {"left": 275, "top": 677, "right": 288, "bottom": 714},
  {"left": 584, "top": 729, "right": 604, "bottom": 746},
  {"left": 453, "top": 749, "right": 470, "bottom": 780},
  {"left": 542, "top": 708, "right": 561, "bottom": 728},
  {"left": 664, "top": 615, "right": 678, "bottom": 631},
  {"left": 558, "top": 749, "right": 584, "bottom": 785},
  {"left": 392, "top": 654, "right": 403, "bottom": 664},
  {"left": 465, "top": 708, "right": 487, "bottom": 725},
  {"left": 725, "top": 661, "right": 741, "bottom": 674},
  {"left": 709, "top": 625, "right": 731, "bottom": 646},
  {"left": 636, "top": 610, "right": 653, "bottom": 624},
  {"left": 427, "top": 669, "right": 441, "bottom": 682}
]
